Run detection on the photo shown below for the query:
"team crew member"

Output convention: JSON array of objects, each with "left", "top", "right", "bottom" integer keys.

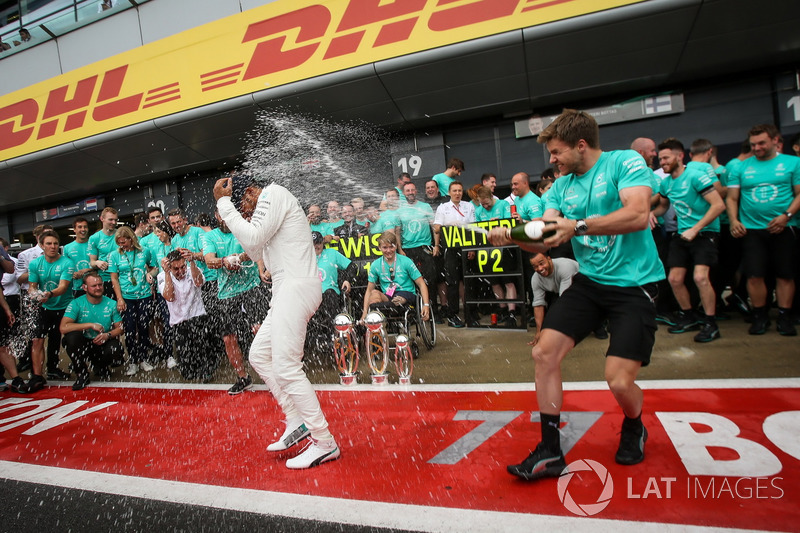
[
  {"left": 168, "top": 208, "right": 219, "bottom": 315},
  {"left": 14, "top": 224, "right": 51, "bottom": 373},
  {"left": 108, "top": 226, "right": 157, "bottom": 376},
  {"left": 0, "top": 290, "right": 25, "bottom": 393},
  {"left": 370, "top": 189, "right": 402, "bottom": 235},
  {"left": 433, "top": 181, "right": 475, "bottom": 328},
  {"left": 361, "top": 231, "right": 430, "bottom": 320},
  {"left": 214, "top": 176, "right": 340, "bottom": 469},
  {"left": 60, "top": 271, "right": 124, "bottom": 391},
  {"left": 396, "top": 182, "right": 437, "bottom": 302},
  {"left": 727, "top": 124, "right": 800, "bottom": 336},
  {"left": 432, "top": 158, "right": 465, "bottom": 197},
  {"left": 26, "top": 229, "right": 76, "bottom": 392},
  {"left": 529, "top": 253, "right": 580, "bottom": 346},
  {"left": 308, "top": 231, "right": 357, "bottom": 350},
  {"left": 204, "top": 210, "right": 266, "bottom": 395},
  {"left": 63, "top": 217, "right": 93, "bottom": 298},
  {"left": 511, "top": 172, "right": 544, "bottom": 222},
  {"left": 489, "top": 109, "right": 664, "bottom": 481},
  {"left": 655, "top": 138, "right": 725, "bottom": 342},
  {"left": 88, "top": 207, "right": 120, "bottom": 298},
  {"left": 159, "top": 250, "right": 218, "bottom": 382},
  {"left": 149, "top": 220, "right": 178, "bottom": 366}
]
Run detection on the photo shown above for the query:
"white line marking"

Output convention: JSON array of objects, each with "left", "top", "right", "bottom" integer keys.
[{"left": 0, "top": 461, "right": 773, "bottom": 533}]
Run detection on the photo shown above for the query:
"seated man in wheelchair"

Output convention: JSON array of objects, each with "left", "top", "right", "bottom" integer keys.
[
  {"left": 307, "top": 231, "right": 358, "bottom": 354},
  {"left": 361, "top": 231, "right": 431, "bottom": 323}
]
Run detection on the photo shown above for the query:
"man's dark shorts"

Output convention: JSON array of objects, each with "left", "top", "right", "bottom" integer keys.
[
  {"left": 542, "top": 274, "right": 658, "bottom": 366},
  {"left": 667, "top": 232, "right": 719, "bottom": 269},
  {"left": 741, "top": 227, "right": 797, "bottom": 279},
  {"left": 217, "top": 289, "right": 268, "bottom": 337}
]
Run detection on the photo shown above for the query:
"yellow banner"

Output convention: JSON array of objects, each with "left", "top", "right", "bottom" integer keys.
[{"left": 0, "top": 0, "right": 644, "bottom": 161}]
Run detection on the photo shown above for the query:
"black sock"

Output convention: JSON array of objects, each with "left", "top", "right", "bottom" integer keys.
[
  {"left": 622, "top": 413, "right": 643, "bottom": 432},
  {"left": 778, "top": 307, "right": 790, "bottom": 316},
  {"left": 540, "top": 413, "right": 561, "bottom": 452},
  {"left": 704, "top": 312, "right": 717, "bottom": 326}
]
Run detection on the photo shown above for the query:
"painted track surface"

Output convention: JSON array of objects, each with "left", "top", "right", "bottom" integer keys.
[{"left": 1, "top": 379, "right": 798, "bottom": 532}]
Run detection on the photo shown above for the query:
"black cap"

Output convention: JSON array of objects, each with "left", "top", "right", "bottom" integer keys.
[{"left": 311, "top": 231, "right": 324, "bottom": 244}]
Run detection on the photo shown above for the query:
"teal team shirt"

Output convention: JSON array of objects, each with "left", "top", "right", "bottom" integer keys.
[
  {"left": 659, "top": 166, "right": 720, "bottom": 233},
  {"left": 149, "top": 239, "right": 175, "bottom": 294},
  {"left": 432, "top": 172, "right": 454, "bottom": 197},
  {"left": 62, "top": 240, "right": 91, "bottom": 292},
  {"left": 173, "top": 226, "right": 217, "bottom": 282},
  {"left": 310, "top": 221, "right": 332, "bottom": 236},
  {"left": 544, "top": 150, "right": 665, "bottom": 287},
  {"left": 368, "top": 254, "right": 421, "bottom": 293},
  {"left": 715, "top": 164, "right": 730, "bottom": 224},
  {"left": 64, "top": 295, "right": 122, "bottom": 339},
  {"left": 139, "top": 232, "right": 162, "bottom": 257},
  {"left": 28, "top": 255, "right": 75, "bottom": 310},
  {"left": 369, "top": 210, "right": 400, "bottom": 235},
  {"left": 397, "top": 201, "right": 434, "bottom": 248},
  {"left": 107, "top": 247, "right": 155, "bottom": 300},
  {"left": 316, "top": 248, "right": 352, "bottom": 295},
  {"left": 203, "top": 229, "right": 259, "bottom": 300},
  {"left": 87, "top": 230, "right": 117, "bottom": 282},
  {"left": 727, "top": 153, "right": 800, "bottom": 229},
  {"left": 475, "top": 200, "right": 511, "bottom": 221},
  {"left": 514, "top": 191, "right": 544, "bottom": 221}
]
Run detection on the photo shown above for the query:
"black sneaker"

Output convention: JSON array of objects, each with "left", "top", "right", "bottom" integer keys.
[
  {"left": 72, "top": 372, "right": 91, "bottom": 391},
  {"left": 655, "top": 312, "right": 677, "bottom": 326},
  {"left": 507, "top": 443, "right": 567, "bottom": 481},
  {"left": 748, "top": 314, "right": 770, "bottom": 335},
  {"left": 47, "top": 368, "right": 71, "bottom": 381},
  {"left": 777, "top": 314, "right": 797, "bottom": 336},
  {"left": 22, "top": 374, "right": 47, "bottom": 394},
  {"left": 228, "top": 375, "right": 253, "bottom": 395},
  {"left": 615, "top": 422, "right": 648, "bottom": 465},
  {"left": 504, "top": 313, "right": 517, "bottom": 328},
  {"left": 9, "top": 376, "right": 26, "bottom": 393},
  {"left": 667, "top": 310, "right": 700, "bottom": 334},
  {"left": 694, "top": 322, "right": 720, "bottom": 343},
  {"left": 447, "top": 315, "right": 465, "bottom": 328}
]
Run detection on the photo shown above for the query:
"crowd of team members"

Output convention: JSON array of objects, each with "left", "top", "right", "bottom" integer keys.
[
  {"left": 0, "top": 206, "right": 270, "bottom": 394},
  {"left": 1, "top": 124, "right": 797, "bottom": 395},
  {"left": 307, "top": 126, "right": 800, "bottom": 346}
]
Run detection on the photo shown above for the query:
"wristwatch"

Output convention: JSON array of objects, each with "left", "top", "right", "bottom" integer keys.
[
  {"left": 574, "top": 219, "right": 589, "bottom": 236},
  {"left": 783, "top": 211, "right": 794, "bottom": 220}
]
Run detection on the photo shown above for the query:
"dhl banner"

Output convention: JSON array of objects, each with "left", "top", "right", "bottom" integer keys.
[
  {"left": 329, "top": 218, "right": 517, "bottom": 260},
  {"left": 0, "top": 0, "right": 644, "bottom": 161}
]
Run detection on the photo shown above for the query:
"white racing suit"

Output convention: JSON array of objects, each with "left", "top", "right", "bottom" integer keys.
[{"left": 217, "top": 184, "right": 331, "bottom": 442}]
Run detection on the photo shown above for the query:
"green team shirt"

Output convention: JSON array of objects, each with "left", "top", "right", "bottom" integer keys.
[
  {"left": 397, "top": 201, "right": 434, "bottom": 248},
  {"left": 310, "top": 221, "right": 332, "bottom": 236},
  {"left": 203, "top": 229, "right": 259, "bottom": 300},
  {"left": 369, "top": 210, "right": 400, "bottom": 235},
  {"left": 149, "top": 240, "right": 175, "bottom": 294},
  {"left": 432, "top": 172, "right": 454, "bottom": 197},
  {"left": 107, "top": 247, "right": 155, "bottom": 300},
  {"left": 173, "top": 226, "right": 217, "bottom": 282},
  {"left": 28, "top": 255, "right": 75, "bottom": 310},
  {"left": 316, "top": 248, "right": 351, "bottom": 295},
  {"left": 475, "top": 200, "right": 511, "bottom": 221},
  {"left": 64, "top": 295, "right": 122, "bottom": 339},
  {"left": 727, "top": 153, "right": 800, "bottom": 229},
  {"left": 368, "top": 254, "right": 421, "bottom": 293},
  {"left": 544, "top": 150, "right": 665, "bottom": 287},
  {"left": 714, "top": 164, "right": 730, "bottom": 224},
  {"left": 514, "top": 191, "right": 544, "bottom": 221},
  {"left": 63, "top": 240, "right": 91, "bottom": 292},
  {"left": 88, "top": 230, "right": 116, "bottom": 282},
  {"left": 659, "top": 166, "right": 720, "bottom": 233},
  {"left": 139, "top": 232, "right": 162, "bottom": 257}
]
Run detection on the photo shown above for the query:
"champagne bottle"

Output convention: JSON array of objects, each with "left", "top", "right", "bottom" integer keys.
[{"left": 506, "top": 220, "right": 557, "bottom": 242}]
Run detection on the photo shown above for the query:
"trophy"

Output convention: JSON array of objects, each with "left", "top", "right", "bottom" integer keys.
[
  {"left": 333, "top": 313, "right": 359, "bottom": 386},
  {"left": 364, "top": 310, "right": 389, "bottom": 385},
  {"left": 394, "top": 334, "right": 413, "bottom": 385}
]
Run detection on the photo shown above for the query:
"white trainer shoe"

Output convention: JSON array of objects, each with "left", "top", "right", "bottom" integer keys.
[
  {"left": 166, "top": 357, "right": 178, "bottom": 369},
  {"left": 267, "top": 420, "right": 310, "bottom": 452},
  {"left": 286, "top": 439, "right": 340, "bottom": 469},
  {"left": 125, "top": 363, "right": 138, "bottom": 376},
  {"left": 139, "top": 361, "right": 155, "bottom": 372}
]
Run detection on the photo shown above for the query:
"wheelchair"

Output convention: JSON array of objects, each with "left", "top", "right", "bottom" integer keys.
[{"left": 332, "top": 291, "right": 435, "bottom": 385}]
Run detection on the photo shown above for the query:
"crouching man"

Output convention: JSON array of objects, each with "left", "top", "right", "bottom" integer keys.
[{"left": 60, "top": 271, "right": 124, "bottom": 390}]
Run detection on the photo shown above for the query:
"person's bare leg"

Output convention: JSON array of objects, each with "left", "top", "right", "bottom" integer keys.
[{"left": 223, "top": 334, "right": 247, "bottom": 378}]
